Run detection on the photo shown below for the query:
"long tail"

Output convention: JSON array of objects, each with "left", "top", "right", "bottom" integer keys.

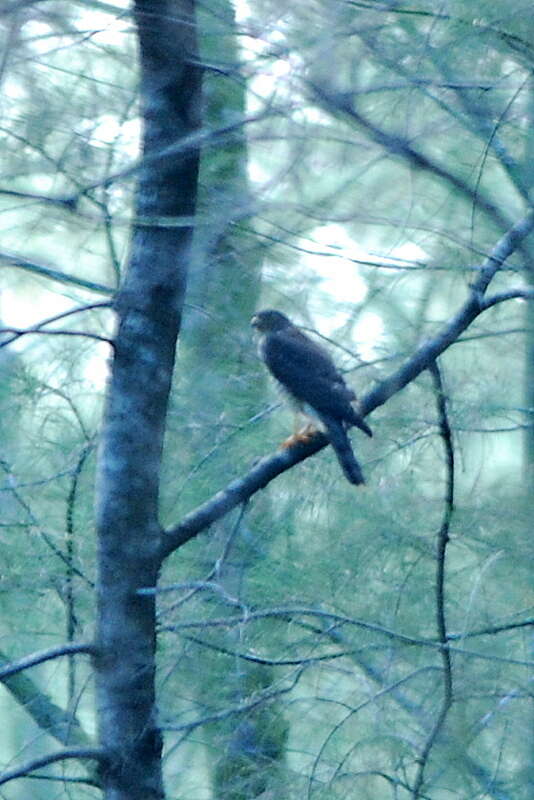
[{"left": 320, "top": 415, "right": 366, "bottom": 485}]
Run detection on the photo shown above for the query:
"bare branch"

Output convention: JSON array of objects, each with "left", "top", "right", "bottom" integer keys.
[
  {"left": 1, "top": 250, "right": 114, "bottom": 295},
  {"left": 177, "top": 631, "right": 361, "bottom": 667},
  {"left": 162, "top": 668, "right": 304, "bottom": 734},
  {"left": 309, "top": 667, "right": 439, "bottom": 800},
  {"left": 162, "top": 606, "right": 534, "bottom": 668},
  {"left": 0, "top": 748, "right": 104, "bottom": 787},
  {"left": 66, "top": 109, "right": 272, "bottom": 203},
  {"left": 308, "top": 81, "right": 513, "bottom": 233},
  {"left": 0, "top": 301, "right": 114, "bottom": 350},
  {"left": 1, "top": 301, "right": 111, "bottom": 331},
  {"left": 0, "top": 457, "right": 95, "bottom": 588},
  {"left": 482, "top": 288, "right": 534, "bottom": 309},
  {"left": 0, "top": 186, "right": 78, "bottom": 210},
  {"left": 161, "top": 210, "right": 534, "bottom": 557},
  {"left": 412, "top": 362, "right": 455, "bottom": 799},
  {"left": 0, "top": 646, "right": 96, "bottom": 777},
  {"left": 359, "top": 19, "right": 529, "bottom": 204},
  {"left": 0, "top": 642, "right": 95, "bottom": 681},
  {"left": 0, "top": 0, "right": 48, "bottom": 14},
  {"left": 362, "top": 209, "right": 534, "bottom": 415},
  {"left": 65, "top": 442, "right": 96, "bottom": 703},
  {"left": 0, "top": 327, "right": 113, "bottom": 349},
  {"left": 447, "top": 617, "right": 534, "bottom": 640}
]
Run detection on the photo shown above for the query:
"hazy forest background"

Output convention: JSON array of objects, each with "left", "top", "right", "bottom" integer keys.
[{"left": 0, "top": 1, "right": 532, "bottom": 799}]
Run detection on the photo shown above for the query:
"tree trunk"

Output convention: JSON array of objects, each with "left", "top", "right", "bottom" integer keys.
[
  {"left": 94, "top": 2, "right": 201, "bottom": 798},
  {"left": 524, "top": 81, "right": 534, "bottom": 490}
]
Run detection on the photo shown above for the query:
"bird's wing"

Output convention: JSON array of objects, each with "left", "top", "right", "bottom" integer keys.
[
  {"left": 261, "top": 326, "right": 338, "bottom": 377},
  {"left": 262, "top": 327, "right": 371, "bottom": 435}
]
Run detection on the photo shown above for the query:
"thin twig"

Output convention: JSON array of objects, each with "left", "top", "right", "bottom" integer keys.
[
  {"left": 65, "top": 441, "right": 95, "bottom": 705},
  {"left": 447, "top": 617, "right": 534, "bottom": 640},
  {"left": 482, "top": 288, "right": 534, "bottom": 309},
  {"left": 162, "top": 606, "right": 533, "bottom": 667},
  {"left": 0, "top": 748, "right": 104, "bottom": 787},
  {"left": 161, "top": 667, "right": 304, "bottom": 734},
  {"left": 0, "top": 643, "right": 95, "bottom": 681},
  {"left": 0, "top": 458, "right": 95, "bottom": 588},
  {"left": 1, "top": 251, "right": 114, "bottom": 295},
  {"left": 0, "top": 301, "right": 113, "bottom": 349},
  {"left": 411, "top": 361, "right": 454, "bottom": 798},
  {"left": 310, "top": 667, "right": 440, "bottom": 800},
  {"left": 308, "top": 81, "right": 512, "bottom": 234}
]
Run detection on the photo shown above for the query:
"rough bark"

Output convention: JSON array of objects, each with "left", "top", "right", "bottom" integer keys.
[
  {"left": 94, "top": 2, "right": 201, "bottom": 798},
  {"left": 524, "top": 81, "right": 534, "bottom": 490}
]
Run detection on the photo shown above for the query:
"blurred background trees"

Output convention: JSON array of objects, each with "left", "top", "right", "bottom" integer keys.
[{"left": 0, "top": 1, "right": 532, "bottom": 798}]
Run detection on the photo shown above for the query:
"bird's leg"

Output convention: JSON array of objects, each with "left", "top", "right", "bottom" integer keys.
[{"left": 281, "top": 414, "right": 319, "bottom": 448}]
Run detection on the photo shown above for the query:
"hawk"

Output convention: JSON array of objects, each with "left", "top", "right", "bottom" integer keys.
[{"left": 251, "top": 309, "right": 372, "bottom": 485}]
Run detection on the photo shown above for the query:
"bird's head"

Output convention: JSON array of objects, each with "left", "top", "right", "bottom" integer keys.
[{"left": 250, "top": 309, "right": 292, "bottom": 332}]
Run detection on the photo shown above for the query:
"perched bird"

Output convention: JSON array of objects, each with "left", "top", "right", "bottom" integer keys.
[{"left": 251, "top": 309, "right": 372, "bottom": 485}]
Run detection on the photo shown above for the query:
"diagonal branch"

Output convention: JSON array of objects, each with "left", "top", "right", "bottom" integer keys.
[
  {"left": 482, "top": 288, "right": 534, "bottom": 309},
  {"left": 160, "top": 209, "right": 534, "bottom": 559},
  {"left": 161, "top": 668, "right": 304, "bottom": 734},
  {"left": 361, "top": 208, "right": 534, "bottom": 415},
  {"left": 0, "top": 647, "right": 97, "bottom": 781},
  {"left": 1, "top": 250, "right": 114, "bottom": 295},
  {"left": 0, "top": 302, "right": 113, "bottom": 350},
  {"left": 308, "top": 81, "right": 513, "bottom": 234},
  {"left": 0, "top": 748, "right": 104, "bottom": 787},
  {"left": 0, "top": 643, "right": 95, "bottom": 681}
]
